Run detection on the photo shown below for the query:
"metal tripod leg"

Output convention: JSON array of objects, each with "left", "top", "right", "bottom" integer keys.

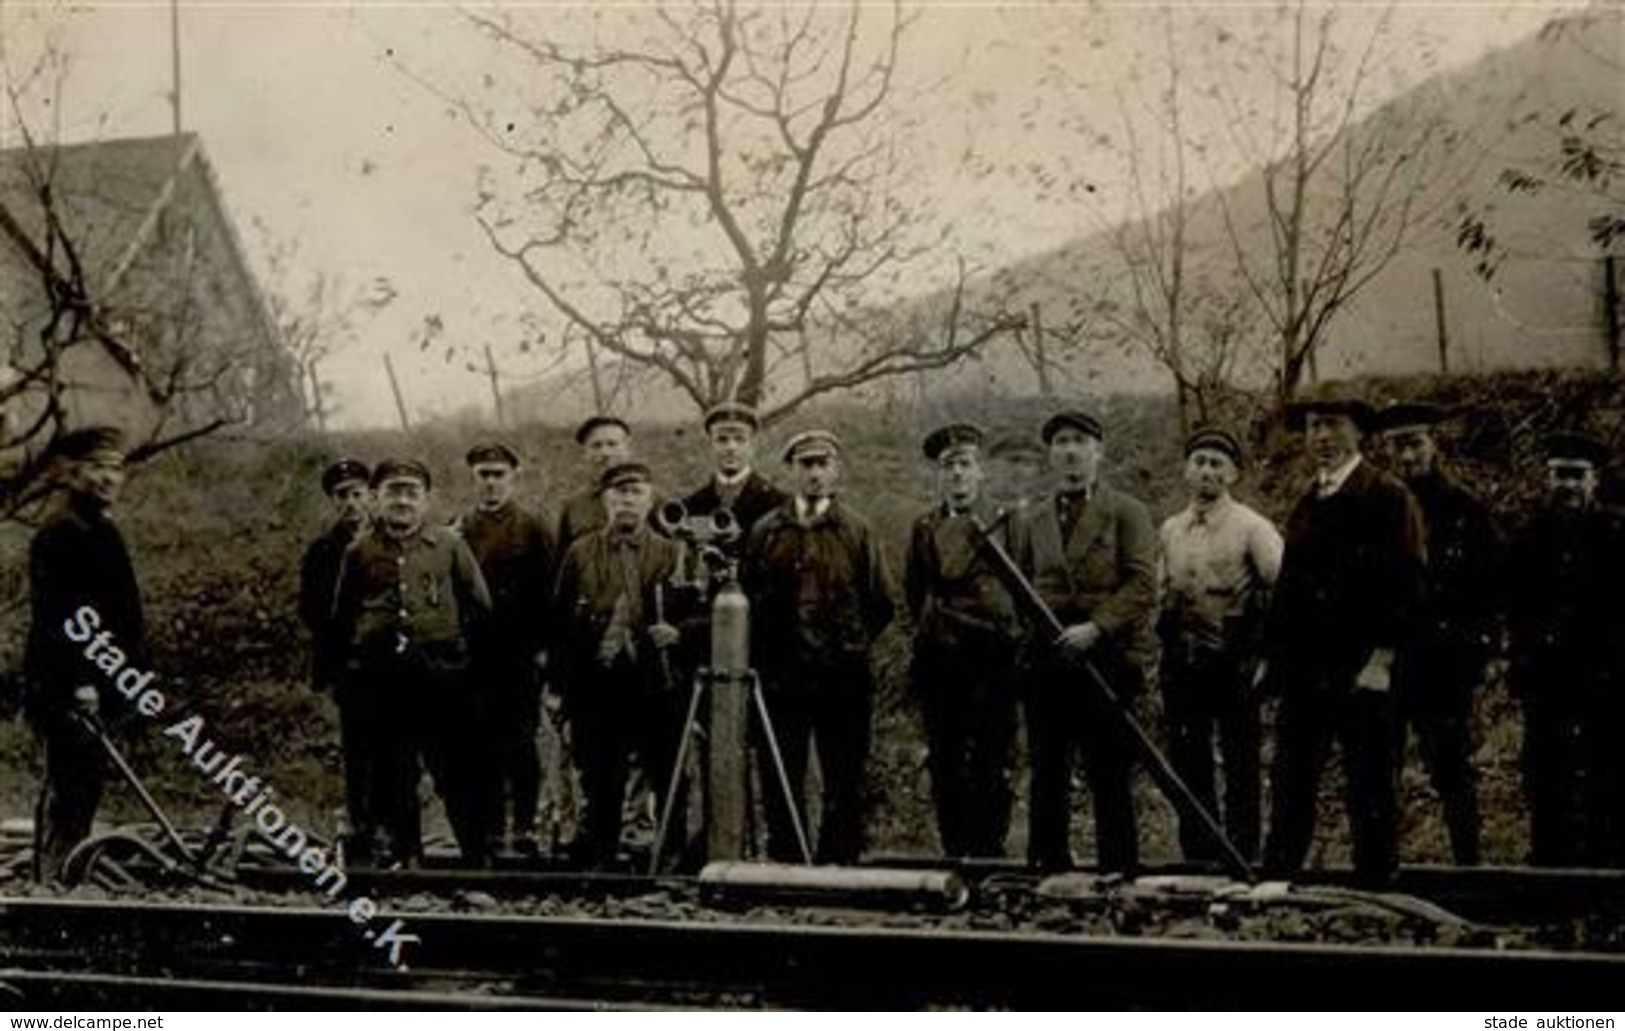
[
  {"left": 749, "top": 672, "right": 813, "bottom": 865},
  {"left": 649, "top": 675, "right": 709, "bottom": 875}
]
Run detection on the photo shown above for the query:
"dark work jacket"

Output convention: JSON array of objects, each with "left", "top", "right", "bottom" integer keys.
[
  {"left": 23, "top": 500, "right": 148, "bottom": 716},
  {"left": 904, "top": 498, "right": 1024, "bottom": 654},
  {"left": 1008, "top": 482, "right": 1157, "bottom": 677},
  {"left": 459, "top": 502, "right": 557, "bottom": 663},
  {"left": 682, "top": 471, "right": 790, "bottom": 556},
  {"left": 1405, "top": 470, "right": 1502, "bottom": 672},
  {"left": 1506, "top": 504, "right": 1625, "bottom": 701},
  {"left": 743, "top": 498, "right": 895, "bottom": 673},
  {"left": 299, "top": 520, "right": 362, "bottom": 690},
  {"left": 332, "top": 525, "right": 493, "bottom": 674},
  {"left": 1264, "top": 459, "right": 1427, "bottom": 685},
  {"left": 558, "top": 486, "right": 665, "bottom": 557},
  {"left": 551, "top": 527, "right": 684, "bottom": 693}
]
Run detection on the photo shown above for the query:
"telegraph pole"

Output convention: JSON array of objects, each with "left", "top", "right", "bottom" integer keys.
[{"left": 383, "top": 353, "right": 411, "bottom": 431}]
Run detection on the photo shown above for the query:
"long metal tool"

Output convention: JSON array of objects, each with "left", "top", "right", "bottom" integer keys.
[
  {"left": 970, "top": 513, "right": 1257, "bottom": 884},
  {"left": 71, "top": 710, "right": 199, "bottom": 866}
]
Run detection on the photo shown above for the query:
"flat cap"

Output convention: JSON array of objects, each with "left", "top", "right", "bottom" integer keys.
[
  {"left": 704, "top": 401, "right": 760, "bottom": 432},
  {"left": 50, "top": 426, "right": 125, "bottom": 462},
  {"left": 575, "top": 414, "right": 631, "bottom": 445},
  {"left": 1185, "top": 426, "right": 1244, "bottom": 467},
  {"left": 466, "top": 442, "right": 521, "bottom": 468},
  {"left": 1544, "top": 431, "right": 1610, "bottom": 467},
  {"left": 598, "top": 460, "right": 652, "bottom": 493},
  {"left": 922, "top": 422, "right": 984, "bottom": 461},
  {"left": 987, "top": 431, "right": 1045, "bottom": 459},
  {"left": 371, "top": 457, "right": 433, "bottom": 490},
  {"left": 1041, "top": 410, "right": 1103, "bottom": 445},
  {"left": 321, "top": 457, "right": 371, "bottom": 495},
  {"left": 782, "top": 429, "right": 842, "bottom": 464},
  {"left": 1284, "top": 395, "right": 1376, "bottom": 432},
  {"left": 1373, "top": 402, "right": 1450, "bottom": 433}
]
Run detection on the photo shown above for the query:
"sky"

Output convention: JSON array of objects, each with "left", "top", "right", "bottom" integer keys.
[{"left": 0, "top": 0, "right": 1595, "bottom": 428}]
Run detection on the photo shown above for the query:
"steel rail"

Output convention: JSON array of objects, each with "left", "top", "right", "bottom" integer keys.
[{"left": 1, "top": 896, "right": 1621, "bottom": 1009}]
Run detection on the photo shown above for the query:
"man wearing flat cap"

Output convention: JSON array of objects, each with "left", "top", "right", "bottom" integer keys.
[
  {"left": 1507, "top": 431, "right": 1625, "bottom": 866},
  {"left": 681, "top": 402, "right": 788, "bottom": 552},
  {"left": 1260, "top": 394, "right": 1426, "bottom": 886},
  {"left": 459, "top": 442, "right": 559, "bottom": 857},
  {"left": 905, "top": 423, "right": 1024, "bottom": 857},
  {"left": 331, "top": 458, "right": 495, "bottom": 867},
  {"left": 1375, "top": 402, "right": 1501, "bottom": 866},
  {"left": 1008, "top": 410, "right": 1156, "bottom": 873},
  {"left": 743, "top": 429, "right": 895, "bottom": 863},
  {"left": 557, "top": 415, "right": 635, "bottom": 556},
  {"left": 24, "top": 427, "right": 148, "bottom": 882},
  {"left": 1157, "top": 426, "right": 1282, "bottom": 865},
  {"left": 551, "top": 461, "right": 689, "bottom": 868},
  {"left": 987, "top": 431, "right": 1047, "bottom": 510},
  {"left": 298, "top": 458, "right": 375, "bottom": 857}
]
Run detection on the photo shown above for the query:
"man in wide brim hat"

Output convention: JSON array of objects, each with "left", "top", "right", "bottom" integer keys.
[{"left": 1283, "top": 395, "right": 1377, "bottom": 433}]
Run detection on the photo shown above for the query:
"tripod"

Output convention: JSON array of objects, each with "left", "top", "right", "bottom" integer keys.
[{"left": 649, "top": 665, "right": 812, "bottom": 873}]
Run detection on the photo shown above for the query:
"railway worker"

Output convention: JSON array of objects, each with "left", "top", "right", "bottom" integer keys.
[
  {"left": 1008, "top": 410, "right": 1157, "bottom": 874},
  {"left": 1259, "top": 396, "right": 1426, "bottom": 887},
  {"left": 23, "top": 427, "right": 148, "bottom": 883},
  {"left": 1375, "top": 402, "right": 1501, "bottom": 866},
  {"left": 297, "top": 457, "right": 376, "bottom": 858},
  {"left": 551, "top": 461, "right": 689, "bottom": 869},
  {"left": 458, "top": 442, "right": 558, "bottom": 858},
  {"left": 904, "top": 423, "right": 1025, "bottom": 858},
  {"left": 742, "top": 429, "right": 896, "bottom": 864},
  {"left": 986, "top": 431, "right": 1047, "bottom": 511},
  {"left": 557, "top": 414, "right": 635, "bottom": 555},
  {"left": 331, "top": 458, "right": 494, "bottom": 868},
  {"left": 680, "top": 401, "right": 789, "bottom": 551},
  {"left": 1157, "top": 426, "right": 1282, "bottom": 865},
  {"left": 1507, "top": 432, "right": 1625, "bottom": 867}
]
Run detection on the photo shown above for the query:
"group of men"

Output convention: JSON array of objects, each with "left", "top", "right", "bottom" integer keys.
[{"left": 19, "top": 392, "right": 1625, "bottom": 882}]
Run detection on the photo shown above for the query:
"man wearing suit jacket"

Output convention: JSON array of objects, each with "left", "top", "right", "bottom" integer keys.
[
  {"left": 681, "top": 402, "right": 789, "bottom": 549},
  {"left": 1260, "top": 396, "right": 1427, "bottom": 886},
  {"left": 1010, "top": 410, "right": 1157, "bottom": 873}
]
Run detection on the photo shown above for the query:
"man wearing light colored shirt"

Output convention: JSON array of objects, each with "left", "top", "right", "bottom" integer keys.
[{"left": 1158, "top": 427, "right": 1282, "bottom": 864}]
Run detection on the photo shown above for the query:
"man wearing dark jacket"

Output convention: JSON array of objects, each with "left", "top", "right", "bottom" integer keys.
[
  {"left": 1009, "top": 410, "right": 1157, "bottom": 874},
  {"left": 298, "top": 458, "right": 373, "bottom": 855},
  {"left": 459, "top": 442, "right": 558, "bottom": 857},
  {"left": 24, "top": 427, "right": 147, "bottom": 882},
  {"left": 1261, "top": 396, "right": 1427, "bottom": 886},
  {"left": 331, "top": 458, "right": 494, "bottom": 867},
  {"left": 552, "top": 462, "right": 687, "bottom": 868},
  {"left": 743, "top": 430, "right": 895, "bottom": 864},
  {"left": 557, "top": 415, "right": 635, "bottom": 555},
  {"left": 1376, "top": 402, "right": 1500, "bottom": 865},
  {"left": 681, "top": 402, "right": 788, "bottom": 548},
  {"left": 905, "top": 423, "right": 1024, "bottom": 858},
  {"left": 1507, "top": 432, "right": 1625, "bottom": 867}
]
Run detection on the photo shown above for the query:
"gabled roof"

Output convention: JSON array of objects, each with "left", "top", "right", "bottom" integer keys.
[{"left": 0, "top": 131, "right": 278, "bottom": 373}]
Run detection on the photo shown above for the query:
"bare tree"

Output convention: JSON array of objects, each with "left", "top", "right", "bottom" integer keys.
[
  {"left": 411, "top": 1, "right": 1020, "bottom": 425},
  {"left": 0, "top": 32, "right": 293, "bottom": 518},
  {"left": 1206, "top": 2, "right": 1464, "bottom": 407}
]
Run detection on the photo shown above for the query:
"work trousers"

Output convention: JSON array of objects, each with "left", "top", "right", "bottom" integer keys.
[
  {"left": 1160, "top": 644, "right": 1261, "bottom": 864},
  {"left": 1025, "top": 653, "right": 1142, "bottom": 874},
  {"left": 757, "top": 656, "right": 874, "bottom": 865},
  {"left": 1263, "top": 671, "right": 1400, "bottom": 885},
  {"left": 486, "top": 656, "right": 544, "bottom": 843},
  {"left": 1523, "top": 687, "right": 1622, "bottom": 867},
  {"left": 570, "top": 658, "right": 681, "bottom": 867},
  {"left": 350, "top": 655, "right": 494, "bottom": 866},
  {"left": 31, "top": 709, "right": 105, "bottom": 883},
  {"left": 912, "top": 636, "right": 1019, "bottom": 858},
  {"left": 1394, "top": 647, "right": 1481, "bottom": 865}
]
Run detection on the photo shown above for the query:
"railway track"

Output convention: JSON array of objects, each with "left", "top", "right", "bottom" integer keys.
[{"left": 1, "top": 895, "right": 1623, "bottom": 1010}]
